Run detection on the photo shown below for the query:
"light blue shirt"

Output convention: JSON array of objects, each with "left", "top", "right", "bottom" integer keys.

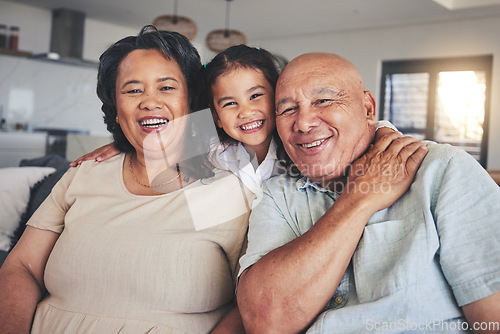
[{"left": 238, "top": 142, "right": 500, "bottom": 333}]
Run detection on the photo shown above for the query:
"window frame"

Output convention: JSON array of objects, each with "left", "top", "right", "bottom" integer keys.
[{"left": 379, "top": 55, "right": 492, "bottom": 167}]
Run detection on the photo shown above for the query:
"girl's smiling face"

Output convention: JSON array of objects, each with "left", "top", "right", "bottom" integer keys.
[{"left": 211, "top": 67, "right": 276, "bottom": 155}]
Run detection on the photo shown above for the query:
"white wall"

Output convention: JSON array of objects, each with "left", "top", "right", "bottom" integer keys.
[
  {"left": 252, "top": 17, "right": 500, "bottom": 169},
  {"left": 1, "top": 0, "right": 499, "bottom": 168},
  {"left": 0, "top": 55, "right": 106, "bottom": 134}
]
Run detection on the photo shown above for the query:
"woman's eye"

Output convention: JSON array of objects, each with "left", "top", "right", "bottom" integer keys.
[
  {"left": 160, "top": 86, "right": 173, "bottom": 91},
  {"left": 126, "top": 89, "right": 141, "bottom": 94}
]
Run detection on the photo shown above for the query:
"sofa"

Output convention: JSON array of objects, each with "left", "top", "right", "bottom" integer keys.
[{"left": 0, "top": 155, "right": 70, "bottom": 267}]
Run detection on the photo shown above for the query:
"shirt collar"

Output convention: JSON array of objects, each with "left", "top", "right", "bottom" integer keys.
[
  {"left": 295, "top": 176, "right": 341, "bottom": 201},
  {"left": 220, "top": 138, "right": 278, "bottom": 164},
  {"left": 296, "top": 176, "right": 331, "bottom": 193}
]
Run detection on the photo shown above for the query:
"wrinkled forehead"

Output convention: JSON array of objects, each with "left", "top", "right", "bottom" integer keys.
[
  {"left": 276, "top": 68, "right": 345, "bottom": 103},
  {"left": 276, "top": 55, "right": 362, "bottom": 100}
]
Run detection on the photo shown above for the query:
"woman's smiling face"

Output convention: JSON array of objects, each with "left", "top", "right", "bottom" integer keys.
[
  {"left": 211, "top": 67, "right": 276, "bottom": 152},
  {"left": 115, "top": 48, "right": 189, "bottom": 159}
]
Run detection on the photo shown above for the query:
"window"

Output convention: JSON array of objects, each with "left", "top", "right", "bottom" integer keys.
[{"left": 380, "top": 56, "right": 492, "bottom": 167}]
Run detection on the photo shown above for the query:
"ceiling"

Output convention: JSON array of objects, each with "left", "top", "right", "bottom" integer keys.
[{"left": 8, "top": 0, "right": 500, "bottom": 42}]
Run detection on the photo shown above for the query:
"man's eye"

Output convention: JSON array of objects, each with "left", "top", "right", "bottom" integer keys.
[
  {"left": 315, "top": 99, "right": 332, "bottom": 105},
  {"left": 277, "top": 106, "right": 297, "bottom": 116},
  {"left": 250, "top": 93, "right": 263, "bottom": 100}
]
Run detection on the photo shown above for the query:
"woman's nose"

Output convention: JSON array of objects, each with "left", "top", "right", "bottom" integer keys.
[{"left": 140, "top": 93, "right": 162, "bottom": 111}]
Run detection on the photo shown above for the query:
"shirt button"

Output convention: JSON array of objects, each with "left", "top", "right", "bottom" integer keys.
[{"left": 335, "top": 296, "right": 343, "bottom": 304}]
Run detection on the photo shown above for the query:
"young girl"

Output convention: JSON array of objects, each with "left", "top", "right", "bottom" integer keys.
[
  {"left": 72, "top": 44, "right": 397, "bottom": 197},
  {"left": 202, "top": 45, "right": 284, "bottom": 197}
]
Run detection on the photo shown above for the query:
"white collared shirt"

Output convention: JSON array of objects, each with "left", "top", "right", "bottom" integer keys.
[{"left": 209, "top": 138, "right": 284, "bottom": 204}]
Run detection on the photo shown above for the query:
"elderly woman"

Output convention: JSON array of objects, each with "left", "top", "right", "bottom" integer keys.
[{"left": 0, "top": 26, "right": 251, "bottom": 333}]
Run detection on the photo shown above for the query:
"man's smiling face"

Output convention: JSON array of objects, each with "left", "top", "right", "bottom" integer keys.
[{"left": 275, "top": 53, "right": 376, "bottom": 186}]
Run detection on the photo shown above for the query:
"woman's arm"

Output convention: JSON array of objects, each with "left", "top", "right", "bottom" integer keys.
[
  {"left": 69, "top": 142, "right": 120, "bottom": 167},
  {"left": 0, "top": 226, "right": 59, "bottom": 334}
]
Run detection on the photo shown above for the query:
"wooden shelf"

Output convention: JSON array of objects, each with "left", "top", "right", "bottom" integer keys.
[{"left": 0, "top": 47, "right": 32, "bottom": 57}]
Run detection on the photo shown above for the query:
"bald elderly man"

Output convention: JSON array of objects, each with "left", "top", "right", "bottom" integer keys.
[{"left": 237, "top": 53, "right": 500, "bottom": 333}]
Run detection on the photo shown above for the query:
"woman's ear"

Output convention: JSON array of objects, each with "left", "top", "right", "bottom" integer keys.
[{"left": 364, "top": 90, "right": 377, "bottom": 125}]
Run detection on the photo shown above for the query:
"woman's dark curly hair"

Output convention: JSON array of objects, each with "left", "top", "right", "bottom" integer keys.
[{"left": 97, "top": 25, "right": 203, "bottom": 153}]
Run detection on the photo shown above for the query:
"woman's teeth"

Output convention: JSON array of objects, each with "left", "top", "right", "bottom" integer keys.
[
  {"left": 301, "top": 138, "right": 326, "bottom": 148},
  {"left": 240, "top": 120, "right": 263, "bottom": 131},
  {"left": 140, "top": 118, "right": 168, "bottom": 128}
]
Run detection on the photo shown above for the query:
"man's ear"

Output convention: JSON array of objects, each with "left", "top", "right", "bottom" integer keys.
[{"left": 364, "top": 90, "right": 377, "bottom": 125}]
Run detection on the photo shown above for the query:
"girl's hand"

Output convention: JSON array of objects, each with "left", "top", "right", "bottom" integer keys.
[{"left": 69, "top": 142, "right": 119, "bottom": 167}]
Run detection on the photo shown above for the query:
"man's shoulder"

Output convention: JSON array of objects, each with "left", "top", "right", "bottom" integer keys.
[
  {"left": 421, "top": 141, "right": 478, "bottom": 170},
  {"left": 425, "top": 140, "right": 459, "bottom": 156},
  {"left": 264, "top": 173, "right": 300, "bottom": 190},
  {"left": 413, "top": 141, "right": 492, "bottom": 193}
]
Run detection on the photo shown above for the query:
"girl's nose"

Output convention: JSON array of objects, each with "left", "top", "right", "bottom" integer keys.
[{"left": 238, "top": 104, "right": 257, "bottom": 118}]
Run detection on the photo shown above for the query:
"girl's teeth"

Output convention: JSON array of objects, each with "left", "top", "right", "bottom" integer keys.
[
  {"left": 140, "top": 118, "right": 167, "bottom": 128},
  {"left": 240, "top": 120, "right": 263, "bottom": 131},
  {"left": 301, "top": 138, "right": 326, "bottom": 148}
]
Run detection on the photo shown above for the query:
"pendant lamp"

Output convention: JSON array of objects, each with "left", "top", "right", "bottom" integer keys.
[
  {"left": 206, "top": 0, "right": 247, "bottom": 52},
  {"left": 153, "top": 0, "right": 198, "bottom": 41}
]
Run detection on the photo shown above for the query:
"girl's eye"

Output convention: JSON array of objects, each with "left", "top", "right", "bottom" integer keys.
[
  {"left": 222, "top": 101, "right": 237, "bottom": 108},
  {"left": 250, "top": 93, "right": 263, "bottom": 100}
]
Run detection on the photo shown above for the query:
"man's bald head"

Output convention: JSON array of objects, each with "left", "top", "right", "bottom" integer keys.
[{"left": 278, "top": 52, "right": 366, "bottom": 96}]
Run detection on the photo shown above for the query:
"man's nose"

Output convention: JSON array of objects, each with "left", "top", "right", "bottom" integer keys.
[{"left": 293, "top": 107, "right": 320, "bottom": 133}]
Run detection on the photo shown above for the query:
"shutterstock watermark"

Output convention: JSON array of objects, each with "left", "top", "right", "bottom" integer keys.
[{"left": 365, "top": 318, "right": 500, "bottom": 332}]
